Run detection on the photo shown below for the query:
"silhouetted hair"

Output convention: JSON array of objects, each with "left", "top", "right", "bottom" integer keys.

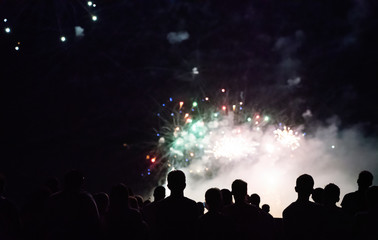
[
  {"left": 262, "top": 204, "right": 270, "bottom": 213},
  {"left": 311, "top": 187, "right": 324, "bottom": 204},
  {"left": 357, "top": 170, "right": 373, "bottom": 188},
  {"left": 153, "top": 186, "right": 166, "bottom": 201},
  {"left": 232, "top": 179, "right": 247, "bottom": 199},
  {"left": 221, "top": 188, "right": 233, "bottom": 205},
  {"left": 205, "top": 188, "right": 222, "bottom": 211},
  {"left": 324, "top": 183, "right": 340, "bottom": 204},
  {"left": 64, "top": 170, "right": 84, "bottom": 190},
  {"left": 295, "top": 174, "right": 314, "bottom": 194},
  {"left": 110, "top": 183, "right": 129, "bottom": 207},
  {"left": 250, "top": 193, "right": 260, "bottom": 206},
  {"left": 167, "top": 170, "right": 186, "bottom": 192}
]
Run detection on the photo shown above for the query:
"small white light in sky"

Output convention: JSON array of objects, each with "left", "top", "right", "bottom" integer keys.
[
  {"left": 5, "top": 27, "right": 11, "bottom": 33},
  {"left": 93, "top": 4, "right": 96, "bottom": 7},
  {"left": 92, "top": 15, "right": 97, "bottom": 21},
  {"left": 192, "top": 67, "right": 199, "bottom": 75},
  {"left": 4, "top": 19, "right": 7, "bottom": 22},
  {"left": 87, "top": 1, "right": 93, "bottom": 6},
  {"left": 60, "top": 36, "right": 66, "bottom": 42},
  {"left": 331, "top": 145, "right": 335, "bottom": 149},
  {"left": 15, "top": 46, "right": 19, "bottom": 51}
]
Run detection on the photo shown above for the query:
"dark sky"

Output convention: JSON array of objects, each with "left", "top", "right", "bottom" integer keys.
[{"left": 1, "top": 0, "right": 378, "bottom": 204}]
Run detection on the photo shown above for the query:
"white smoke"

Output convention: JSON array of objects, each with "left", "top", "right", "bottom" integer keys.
[
  {"left": 171, "top": 120, "right": 378, "bottom": 218},
  {"left": 167, "top": 31, "right": 190, "bottom": 44}
]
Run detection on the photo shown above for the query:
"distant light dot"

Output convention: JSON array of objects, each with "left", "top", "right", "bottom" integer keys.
[
  {"left": 221, "top": 88, "right": 226, "bottom": 93},
  {"left": 171, "top": 113, "right": 174, "bottom": 116},
  {"left": 331, "top": 145, "right": 335, "bottom": 149},
  {"left": 156, "top": 133, "right": 160, "bottom": 136},
  {"left": 4, "top": 19, "right": 7, "bottom": 22},
  {"left": 185, "top": 159, "right": 189, "bottom": 162},
  {"left": 247, "top": 117, "right": 252, "bottom": 122},
  {"left": 87, "top": 1, "right": 93, "bottom": 6},
  {"left": 92, "top": 15, "right": 97, "bottom": 21},
  {"left": 147, "top": 172, "right": 151, "bottom": 175},
  {"left": 255, "top": 121, "right": 259, "bottom": 125},
  {"left": 169, "top": 97, "right": 173, "bottom": 102},
  {"left": 5, "top": 27, "right": 10, "bottom": 33},
  {"left": 222, "top": 106, "right": 226, "bottom": 111},
  {"left": 240, "top": 102, "right": 243, "bottom": 105},
  {"left": 192, "top": 67, "right": 199, "bottom": 74},
  {"left": 191, "top": 108, "right": 195, "bottom": 112},
  {"left": 239, "top": 107, "right": 243, "bottom": 110},
  {"left": 157, "top": 113, "right": 160, "bottom": 116},
  {"left": 93, "top": 3, "right": 96, "bottom": 7},
  {"left": 60, "top": 36, "right": 66, "bottom": 42},
  {"left": 141, "top": 173, "right": 144, "bottom": 177},
  {"left": 192, "top": 102, "right": 198, "bottom": 107},
  {"left": 264, "top": 116, "right": 269, "bottom": 121},
  {"left": 162, "top": 103, "right": 165, "bottom": 107},
  {"left": 205, "top": 97, "right": 209, "bottom": 101},
  {"left": 15, "top": 46, "right": 19, "bottom": 51}
]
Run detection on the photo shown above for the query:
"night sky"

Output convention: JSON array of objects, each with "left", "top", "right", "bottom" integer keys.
[{"left": 1, "top": 0, "right": 378, "bottom": 205}]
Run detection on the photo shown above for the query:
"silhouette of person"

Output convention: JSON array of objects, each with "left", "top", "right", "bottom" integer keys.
[
  {"left": 220, "top": 188, "right": 233, "bottom": 208},
  {"left": 341, "top": 170, "right": 373, "bottom": 216},
  {"left": 142, "top": 186, "right": 165, "bottom": 238},
  {"left": 282, "top": 174, "right": 324, "bottom": 240},
  {"left": 104, "top": 183, "right": 147, "bottom": 240},
  {"left": 44, "top": 170, "right": 100, "bottom": 240},
  {"left": 155, "top": 170, "right": 199, "bottom": 240},
  {"left": 354, "top": 186, "right": 378, "bottom": 239},
  {"left": 249, "top": 193, "right": 261, "bottom": 207},
  {"left": 222, "top": 179, "right": 263, "bottom": 240},
  {"left": 311, "top": 187, "right": 324, "bottom": 204},
  {"left": 262, "top": 204, "right": 270, "bottom": 213},
  {"left": 322, "top": 183, "right": 351, "bottom": 240},
  {"left": 249, "top": 193, "right": 275, "bottom": 240},
  {"left": 0, "top": 174, "right": 20, "bottom": 240},
  {"left": 197, "top": 188, "right": 234, "bottom": 240}
]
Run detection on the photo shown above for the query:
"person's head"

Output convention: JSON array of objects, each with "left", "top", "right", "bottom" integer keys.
[
  {"left": 232, "top": 179, "right": 248, "bottom": 202},
  {"left": 262, "top": 204, "right": 270, "bottom": 213},
  {"left": 311, "top": 187, "right": 324, "bottom": 204},
  {"left": 249, "top": 193, "right": 261, "bottom": 207},
  {"left": 295, "top": 174, "right": 314, "bottom": 199},
  {"left": 221, "top": 188, "right": 233, "bottom": 206},
  {"left": 205, "top": 188, "right": 222, "bottom": 212},
  {"left": 357, "top": 170, "right": 373, "bottom": 190},
  {"left": 324, "top": 183, "right": 340, "bottom": 205},
  {"left": 167, "top": 170, "right": 186, "bottom": 195},
  {"left": 153, "top": 186, "right": 166, "bottom": 201},
  {"left": 93, "top": 192, "right": 109, "bottom": 215},
  {"left": 109, "top": 183, "right": 129, "bottom": 209},
  {"left": 64, "top": 170, "right": 84, "bottom": 191}
]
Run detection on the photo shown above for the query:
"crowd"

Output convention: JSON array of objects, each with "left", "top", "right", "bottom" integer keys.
[{"left": 0, "top": 169, "right": 377, "bottom": 240}]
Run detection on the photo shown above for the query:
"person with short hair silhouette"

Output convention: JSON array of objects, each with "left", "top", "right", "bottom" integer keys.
[
  {"left": 311, "top": 187, "right": 324, "bottom": 204},
  {"left": 341, "top": 170, "right": 374, "bottom": 216},
  {"left": 142, "top": 186, "right": 166, "bottom": 239},
  {"left": 197, "top": 188, "right": 234, "bottom": 240},
  {"left": 323, "top": 183, "right": 350, "bottom": 240},
  {"left": 155, "top": 170, "right": 198, "bottom": 240},
  {"left": 222, "top": 179, "right": 263, "bottom": 240},
  {"left": 249, "top": 193, "right": 275, "bottom": 240},
  {"left": 354, "top": 185, "right": 378, "bottom": 239},
  {"left": 0, "top": 174, "right": 20, "bottom": 240},
  {"left": 262, "top": 204, "right": 270, "bottom": 213},
  {"left": 44, "top": 170, "right": 100, "bottom": 240},
  {"left": 104, "top": 183, "right": 147, "bottom": 240},
  {"left": 249, "top": 193, "right": 260, "bottom": 207},
  {"left": 282, "top": 174, "right": 324, "bottom": 240},
  {"left": 220, "top": 188, "right": 233, "bottom": 208}
]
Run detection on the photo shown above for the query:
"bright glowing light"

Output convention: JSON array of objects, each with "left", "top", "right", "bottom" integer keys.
[
  {"left": 221, "top": 88, "right": 226, "bottom": 93},
  {"left": 5, "top": 27, "right": 10, "bottom": 33},
  {"left": 92, "top": 15, "right": 97, "bottom": 21},
  {"left": 247, "top": 117, "right": 252, "bottom": 122},
  {"left": 192, "top": 67, "right": 199, "bottom": 75},
  {"left": 60, "top": 36, "right": 66, "bottom": 42},
  {"left": 179, "top": 101, "right": 184, "bottom": 109},
  {"left": 222, "top": 106, "right": 226, "bottom": 111},
  {"left": 264, "top": 116, "right": 269, "bottom": 121},
  {"left": 331, "top": 145, "right": 335, "bottom": 149},
  {"left": 256, "top": 115, "right": 260, "bottom": 119},
  {"left": 151, "top": 157, "right": 156, "bottom": 163},
  {"left": 232, "top": 105, "right": 236, "bottom": 111},
  {"left": 193, "top": 102, "right": 198, "bottom": 107},
  {"left": 146, "top": 155, "right": 150, "bottom": 160},
  {"left": 205, "top": 97, "right": 209, "bottom": 101},
  {"left": 87, "top": 1, "right": 93, "bottom": 6},
  {"left": 274, "top": 127, "right": 300, "bottom": 150},
  {"left": 93, "top": 4, "right": 96, "bottom": 7},
  {"left": 240, "top": 102, "right": 243, "bottom": 105},
  {"left": 15, "top": 46, "right": 19, "bottom": 51},
  {"left": 3, "top": 19, "right": 7, "bottom": 22}
]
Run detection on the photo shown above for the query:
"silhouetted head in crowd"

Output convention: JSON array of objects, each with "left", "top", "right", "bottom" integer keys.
[
  {"left": 249, "top": 193, "right": 261, "bottom": 207},
  {"left": 311, "top": 187, "right": 324, "bottom": 204},
  {"left": 221, "top": 188, "right": 233, "bottom": 206},
  {"left": 324, "top": 183, "right": 340, "bottom": 207},
  {"left": 205, "top": 188, "right": 222, "bottom": 212},
  {"left": 45, "top": 177, "right": 59, "bottom": 193},
  {"left": 232, "top": 179, "right": 248, "bottom": 203},
  {"left": 262, "top": 204, "right": 270, "bottom": 213},
  {"left": 109, "top": 183, "right": 129, "bottom": 210},
  {"left": 129, "top": 196, "right": 139, "bottom": 210},
  {"left": 153, "top": 185, "right": 166, "bottom": 202},
  {"left": 64, "top": 170, "right": 84, "bottom": 191},
  {"left": 93, "top": 192, "right": 109, "bottom": 216},
  {"left": 295, "top": 174, "right": 314, "bottom": 201},
  {"left": 366, "top": 186, "right": 378, "bottom": 210},
  {"left": 167, "top": 170, "right": 186, "bottom": 197},
  {"left": 357, "top": 170, "right": 373, "bottom": 191},
  {"left": 0, "top": 174, "right": 5, "bottom": 195}
]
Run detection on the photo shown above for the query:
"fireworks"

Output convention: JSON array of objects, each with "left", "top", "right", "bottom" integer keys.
[{"left": 148, "top": 90, "right": 302, "bottom": 177}]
